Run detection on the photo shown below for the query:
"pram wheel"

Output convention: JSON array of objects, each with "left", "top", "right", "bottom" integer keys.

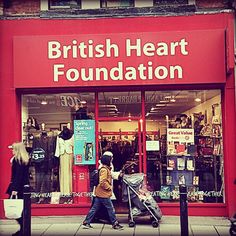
[
  {"left": 129, "top": 221, "right": 135, "bottom": 227},
  {"left": 152, "top": 220, "right": 159, "bottom": 228}
]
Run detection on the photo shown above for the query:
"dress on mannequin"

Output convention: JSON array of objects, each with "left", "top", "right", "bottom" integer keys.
[{"left": 55, "top": 127, "right": 74, "bottom": 196}]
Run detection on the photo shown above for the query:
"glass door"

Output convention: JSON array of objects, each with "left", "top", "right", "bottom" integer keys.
[{"left": 98, "top": 120, "right": 142, "bottom": 212}]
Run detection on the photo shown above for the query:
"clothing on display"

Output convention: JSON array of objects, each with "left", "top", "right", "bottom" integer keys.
[
  {"left": 32, "top": 133, "right": 56, "bottom": 195},
  {"left": 55, "top": 128, "right": 74, "bottom": 196}
]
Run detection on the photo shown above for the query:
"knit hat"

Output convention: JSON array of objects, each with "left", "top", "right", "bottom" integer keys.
[
  {"left": 103, "top": 151, "right": 113, "bottom": 157},
  {"left": 101, "top": 154, "right": 112, "bottom": 167}
]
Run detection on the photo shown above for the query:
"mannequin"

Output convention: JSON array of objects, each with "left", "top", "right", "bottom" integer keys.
[
  {"left": 55, "top": 127, "right": 74, "bottom": 198},
  {"left": 32, "top": 129, "right": 56, "bottom": 203}
]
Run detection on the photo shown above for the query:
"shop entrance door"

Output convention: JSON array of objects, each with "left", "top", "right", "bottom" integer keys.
[{"left": 98, "top": 120, "right": 143, "bottom": 213}]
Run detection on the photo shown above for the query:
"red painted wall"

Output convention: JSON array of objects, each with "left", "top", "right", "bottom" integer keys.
[{"left": 0, "top": 13, "right": 235, "bottom": 217}]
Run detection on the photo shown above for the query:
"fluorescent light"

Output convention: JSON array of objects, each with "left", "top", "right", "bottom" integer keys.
[
  {"left": 156, "top": 104, "right": 166, "bottom": 107},
  {"left": 195, "top": 98, "right": 201, "bottom": 102},
  {"left": 41, "top": 100, "right": 47, "bottom": 105},
  {"left": 159, "top": 100, "right": 169, "bottom": 103}
]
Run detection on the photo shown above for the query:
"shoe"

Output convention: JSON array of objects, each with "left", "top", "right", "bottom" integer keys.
[
  {"left": 82, "top": 223, "right": 93, "bottom": 229},
  {"left": 12, "top": 231, "right": 22, "bottom": 236},
  {"left": 112, "top": 223, "right": 124, "bottom": 230}
]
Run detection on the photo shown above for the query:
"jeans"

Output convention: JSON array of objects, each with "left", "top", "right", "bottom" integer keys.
[{"left": 84, "top": 197, "right": 117, "bottom": 225}]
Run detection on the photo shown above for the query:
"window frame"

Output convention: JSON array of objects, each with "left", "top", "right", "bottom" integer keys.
[
  {"left": 49, "top": 0, "right": 81, "bottom": 10},
  {"left": 101, "top": 0, "right": 135, "bottom": 8}
]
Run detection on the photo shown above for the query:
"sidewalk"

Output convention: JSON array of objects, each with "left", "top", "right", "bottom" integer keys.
[{"left": 0, "top": 215, "right": 231, "bottom": 236}]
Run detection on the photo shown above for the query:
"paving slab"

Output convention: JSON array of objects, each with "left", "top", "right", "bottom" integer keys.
[
  {"left": 191, "top": 225, "right": 219, "bottom": 236},
  {"left": 75, "top": 223, "right": 104, "bottom": 236},
  {"left": 214, "top": 226, "right": 231, "bottom": 236},
  {"left": 42, "top": 223, "right": 79, "bottom": 236}
]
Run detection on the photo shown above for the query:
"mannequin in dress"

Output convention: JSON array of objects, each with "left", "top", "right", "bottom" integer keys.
[{"left": 55, "top": 127, "right": 74, "bottom": 199}]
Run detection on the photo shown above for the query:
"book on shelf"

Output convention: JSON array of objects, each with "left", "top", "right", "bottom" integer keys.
[
  {"left": 160, "top": 186, "right": 171, "bottom": 200},
  {"left": 193, "top": 176, "right": 199, "bottom": 185},
  {"left": 167, "top": 158, "right": 176, "bottom": 170},
  {"left": 176, "top": 143, "right": 186, "bottom": 155},
  {"left": 166, "top": 175, "right": 172, "bottom": 185},
  {"left": 177, "top": 157, "right": 185, "bottom": 170},
  {"left": 186, "top": 158, "right": 194, "bottom": 171}
]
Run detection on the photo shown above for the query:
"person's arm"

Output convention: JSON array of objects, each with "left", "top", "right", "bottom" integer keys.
[
  {"left": 99, "top": 168, "right": 112, "bottom": 191},
  {"left": 111, "top": 170, "right": 121, "bottom": 180}
]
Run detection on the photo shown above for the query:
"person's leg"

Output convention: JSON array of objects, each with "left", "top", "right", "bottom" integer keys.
[
  {"left": 83, "top": 197, "right": 101, "bottom": 224},
  {"left": 100, "top": 198, "right": 118, "bottom": 225}
]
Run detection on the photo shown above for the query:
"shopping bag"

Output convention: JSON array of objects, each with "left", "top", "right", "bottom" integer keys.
[
  {"left": 50, "top": 192, "right": 61, "bottom": 204},
  {"left": 4, "top": 195, "right": 23, "bottom": 219}
]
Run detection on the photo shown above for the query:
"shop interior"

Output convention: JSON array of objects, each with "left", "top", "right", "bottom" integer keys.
[{"left": 21, "top": 89, "right": 224, "bottom": 207}]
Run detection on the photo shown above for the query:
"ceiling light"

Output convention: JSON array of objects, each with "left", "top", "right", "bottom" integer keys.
[
  {"left": 41, "top": 99, "right": 47, "bottom": 105},
  {"left": 164, "top": 95, "right": 172, "bottom": 99},
  {"left": 156, "top": 104, "right": 166, "bottom": 107},
  {"left": 170, "top": 98, "right": 176, "bottom": 102},
  {"left": 159, "top": 100, "right": 169, "bottom": 103},
  {"left": 195, "top": 98, "right": 201, "bottom": 102}
]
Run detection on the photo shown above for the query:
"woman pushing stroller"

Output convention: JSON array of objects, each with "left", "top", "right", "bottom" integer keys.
[{"left": 82, "top": 152, "right": 124, "bottom": 230}]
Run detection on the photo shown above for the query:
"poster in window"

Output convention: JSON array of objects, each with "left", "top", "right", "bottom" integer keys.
[
  {"left": 74, "top": 120, "right": 95, "bottom": 165},
  {"left": 167, "top": 128, "right": 194, "bottom": 155}
]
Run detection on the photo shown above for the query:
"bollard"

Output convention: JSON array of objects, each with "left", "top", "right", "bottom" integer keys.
[
  {"left": 179, "top": 184, "right": 189, "bottom": 236},
  {"left": 23, "top": 185, "right": 31, "bottom": 236}
]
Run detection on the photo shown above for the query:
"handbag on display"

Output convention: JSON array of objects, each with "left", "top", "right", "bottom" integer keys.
[{"left": 4, "top": 195, "right": 23, "bottom": 219}]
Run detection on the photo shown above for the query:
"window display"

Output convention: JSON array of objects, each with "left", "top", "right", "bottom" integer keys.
[
  {"left": 145, "top": 90, "right": 224, "bottom": 203},
  {"left": 22, "top": 93, "right": 95, "bottom": 204},
  {"left": 22, "top": 89, "right": 224, "bottom": 206}
]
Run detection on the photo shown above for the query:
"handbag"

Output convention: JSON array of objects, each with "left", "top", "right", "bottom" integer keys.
[{"left": 3, "top": 195, "right": 23, "bottom": 219}]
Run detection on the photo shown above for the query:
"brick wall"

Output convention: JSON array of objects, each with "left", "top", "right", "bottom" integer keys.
[
  {"left": 1, "top": 0, "right": 232, "bottom": 17},
  {"left": 4, "top": 0, "right": 40, "bottom": 16}
]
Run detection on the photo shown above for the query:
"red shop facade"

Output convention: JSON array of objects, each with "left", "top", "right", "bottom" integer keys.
[{"left": 0, "top": 12, "right": 235, "bottom": 218}]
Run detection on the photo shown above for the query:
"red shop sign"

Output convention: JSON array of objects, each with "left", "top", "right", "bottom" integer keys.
[{"left": 14, "top": 30, "right": 225, "bottom": 88}]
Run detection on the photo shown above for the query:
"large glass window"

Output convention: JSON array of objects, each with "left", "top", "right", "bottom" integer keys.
[
  {"left": 22, "top": 93, "right": 95, "bottom": 204},
  {"left": 145, "top": 90, "right": 224, "bottom": 203}
]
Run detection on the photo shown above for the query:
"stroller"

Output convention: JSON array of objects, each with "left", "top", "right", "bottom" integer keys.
[{"left": 122, "top": 173, "right": 162, "bottom": 228}]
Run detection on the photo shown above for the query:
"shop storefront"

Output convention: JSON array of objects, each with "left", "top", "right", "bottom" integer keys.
[{"left": 0, "top": 12, "right": 235, "bottom": 218}]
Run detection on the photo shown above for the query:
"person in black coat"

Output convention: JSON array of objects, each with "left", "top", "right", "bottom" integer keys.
[{"left": 6, "top": 142, "right": 30, "bottom": 236}]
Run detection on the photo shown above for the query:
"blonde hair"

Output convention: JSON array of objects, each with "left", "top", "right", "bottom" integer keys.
[{"left": 12, "top": 142, "right": 29, "bottom": 165}]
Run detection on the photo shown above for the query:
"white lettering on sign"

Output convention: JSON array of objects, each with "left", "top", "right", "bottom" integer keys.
[
  {"left": 53, "top": 62, "right": 183, "bottom": 82},
  {"left": 126, "top": 38, "right": 188, "bottom": 57},
  {"left": 48, "top": 39, "right": 119, "bottom": 59},
  {"left": 48, "top": 36, "right": 189, "bottom": 83}
]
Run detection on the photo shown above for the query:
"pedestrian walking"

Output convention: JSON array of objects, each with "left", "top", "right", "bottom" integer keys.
[
  {"left": 6, "top": 142, "right": 30, "bottom": 236},
  {"left": 82, "top": 153, "right": 123, "bottom": 230}
]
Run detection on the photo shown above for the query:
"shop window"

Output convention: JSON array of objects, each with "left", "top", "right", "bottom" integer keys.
[
  {"left": 98, "top": 91, "right": 141, "bottom": 118},
  {"left": 153, "top": 0, "right": 189, "bottom": 6},
  {"left": 22, "top": 93, "right": 95, "bottom": 204},
  {"left": 145, "top": 90, "right": 224, "bottom": 204},
  {"left": 49, "top": 0, "right": 81, "bottom": 9},
  {"left": 101, "top": 0, "right": 134, "bottom": 8}
]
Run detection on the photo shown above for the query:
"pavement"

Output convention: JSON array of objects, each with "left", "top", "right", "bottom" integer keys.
[{"left": 0, "top": 215, "right": 231, "bottom": 236}]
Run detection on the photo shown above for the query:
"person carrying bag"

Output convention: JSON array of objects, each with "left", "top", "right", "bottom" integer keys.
[
  {"left": 5, "top": 142, "right": 30, "bottom": 236},
  {"left": 4, "top": 194, "right": 23, "bottom": 219}
]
